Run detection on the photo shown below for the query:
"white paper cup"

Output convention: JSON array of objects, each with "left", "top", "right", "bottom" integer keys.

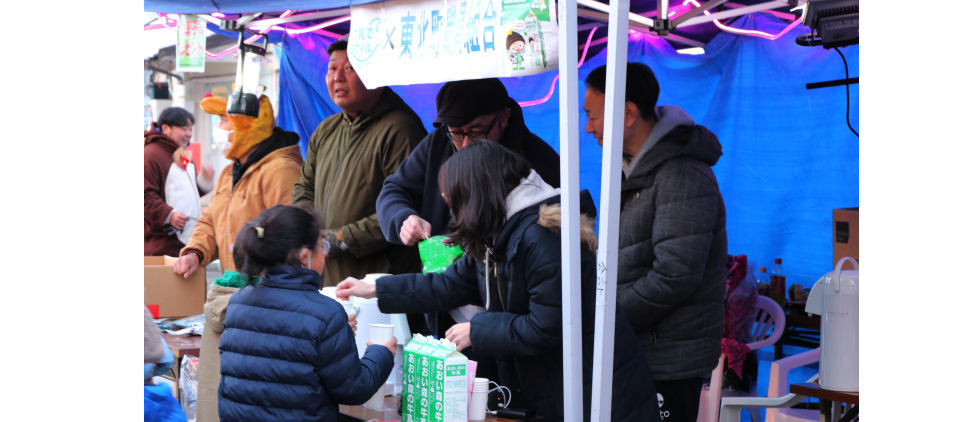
[
  {"left": 341, "top": 301, "right": 358, "bottom": 316},
  {"left": 468, "top": 388, "right": 489, "bottom": 420},
  {"left": 363, "top": 385, "right": 386, "bottom": 410},
  {"left": 362, "top": 273, "right": 391, "bottom": 284},
  {"left": 369, "top": 324, "right": 395, "bottom": 344}
]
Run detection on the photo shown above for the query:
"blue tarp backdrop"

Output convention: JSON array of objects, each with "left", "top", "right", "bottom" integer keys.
[{"left": 276, "top": 13, "right": 859, "bottom": 287}]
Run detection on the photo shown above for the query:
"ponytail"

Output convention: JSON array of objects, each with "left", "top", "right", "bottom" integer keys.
[{"left": 233, "top": 205, "right": 323, "bottom": 280}]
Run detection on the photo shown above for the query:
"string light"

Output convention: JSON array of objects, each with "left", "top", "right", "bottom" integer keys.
[
  {"left": 253, "top": 15, "right": 351, "bottom": 35},
  {"left": 518, "top": 26, "right": 599, "bottom": 107},
  {"left": 683, "top": 0, "right": 802, "bottom": 40}
]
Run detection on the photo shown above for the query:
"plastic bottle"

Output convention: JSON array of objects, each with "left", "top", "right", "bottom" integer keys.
[
  {"left": 770, "top": 258, "right": 786, "bottom": 307},
  {"left": 757, "top": 267, "right": 770, "bottom": 297},
  {"left": 744, "top": 260, "right": 758, "bottom": 287}
]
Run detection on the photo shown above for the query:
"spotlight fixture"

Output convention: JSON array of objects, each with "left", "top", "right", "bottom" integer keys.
[{"left": 796, "top": 0, "right": 859, "bottom": 49}]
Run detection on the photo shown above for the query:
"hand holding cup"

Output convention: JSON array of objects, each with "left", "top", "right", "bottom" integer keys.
[
  {"left": 336, "top": 277, "right": 377, "bottom": 301},
  {"left": 367, "top": 324, "right": 397, "bottom": 357},
  {"left": 347, "top": 314, "right": 357, "bottom": 332}
]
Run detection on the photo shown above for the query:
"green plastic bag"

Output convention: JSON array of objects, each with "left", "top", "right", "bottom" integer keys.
[{"left": 418, "top": 235, "right": 464, "bottom": 273}]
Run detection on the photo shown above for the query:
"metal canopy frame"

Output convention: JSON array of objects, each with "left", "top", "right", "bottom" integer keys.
[
  {"left": 674, "top": 0, "right": 792, "bottom": 27},
  {"left": 564, "top": 0, "right": 800, "bottom": 420},
  {"left": 577, "top": 6, "right": 706, "bottom": 47},
  {"left": 557, "top": 0, "right": 584, "bottom": 418},
  {"left": 671, "top": 0, "right": 729, "bottom": 27},
  {"left": 575, "top": 0, "right": 797, "bottom": 48},
  {"left": 146, "top": 0, "right": 801, "bottom": 56},
  {"left": 145, "top": 2, "right": 805, "bottom": 422},
  {"left": 186, "top": 9, "right": 351, "bottom": 32}
]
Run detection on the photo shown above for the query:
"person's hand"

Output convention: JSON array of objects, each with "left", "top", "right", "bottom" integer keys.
[
  {"left": 200, "top": 163, "right": 215, "bottom": 182},
  {"left": 367, "top": 336, "right": 398, "bottom": 357},
  {"left": 173, "top": 254, "right": 200, "bottom": 278},
  {"left": 347, "top": 313, "right": 357, "bottom": 333},
  {"left": 170, "top": 212, "right": 188, "bottom": 230},
  {"left": 336, "top": 277, "right": 377, "bottom": 301},
  {"left": 446, "top": 322, "right": 471, "bottom": 351},
  {"left": 399, "top": 215, "right": 432, "bottom": 246}
]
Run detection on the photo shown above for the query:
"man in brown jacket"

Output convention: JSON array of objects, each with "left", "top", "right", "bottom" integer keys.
[
  {"left": 172, "top": 95, "right": 303, "bottom": 277},
  {"left": 292, "top": 39, "right": 428, "bottom": 287}
]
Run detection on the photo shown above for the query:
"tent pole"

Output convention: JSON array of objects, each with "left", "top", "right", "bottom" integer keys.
[
  {"left": 558, "top": 0, "right": 583, "bottom": 419},
  {"left": 590, "top": 0, "right": 628, "bottom": 419}
]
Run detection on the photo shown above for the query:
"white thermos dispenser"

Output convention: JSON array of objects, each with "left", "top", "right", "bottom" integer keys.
[{"left": 805, "top": 257, "right": 859, "bottom": 392}]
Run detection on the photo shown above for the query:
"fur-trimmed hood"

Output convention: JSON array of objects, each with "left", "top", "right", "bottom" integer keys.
[{"left": 536, "top": 203, "right": 598, "bottom": 255}]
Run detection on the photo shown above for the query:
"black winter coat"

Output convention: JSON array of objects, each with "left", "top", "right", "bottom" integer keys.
[
  {"left": 616, "top": 122, "right": 728, "bottom": 381},
  {"left": 376, "top": 97, "right": 562, "bottom": 338},
  {"left": 376, "top": 195, "right": 658, "bottom": 421}
]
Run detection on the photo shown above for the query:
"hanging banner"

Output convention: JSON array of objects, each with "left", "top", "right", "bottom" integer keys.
[
  {"left": 176, "top": 14, "right": 206, "bottom": 73},
  {"left": 348, "top": 0, "right": 558, "bottom": 88}
]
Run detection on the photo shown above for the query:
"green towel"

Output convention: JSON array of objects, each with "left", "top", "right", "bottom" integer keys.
[{"left": 213, "top": 270, "right": 258, "bottom": 288}]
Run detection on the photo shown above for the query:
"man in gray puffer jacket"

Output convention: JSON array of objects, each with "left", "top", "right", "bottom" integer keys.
[{"left": 583, "top": 63, "right": 727, "bottom": 422}]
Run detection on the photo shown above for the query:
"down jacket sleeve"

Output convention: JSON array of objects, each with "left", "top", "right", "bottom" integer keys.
[
  {"left": 470, "top": 225, "right": 563, "bottom": 357},
  {"left": 376, "top": 256, "right": 483, "bottom": 315},
  {"left": 616, "top": 161, "right": 721, "bottom": 330},
  {"left": 316, "top": 301, "right": 395, "bottom": 404}
]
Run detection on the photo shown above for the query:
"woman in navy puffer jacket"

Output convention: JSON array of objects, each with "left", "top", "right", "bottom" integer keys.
[{"left": 218, "top": 205, "right": 396, "bottom": 422}]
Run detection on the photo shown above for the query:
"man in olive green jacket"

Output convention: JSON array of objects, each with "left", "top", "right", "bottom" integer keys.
[{"left": 292, "top": 39, "right": 428, "bottom": 287}]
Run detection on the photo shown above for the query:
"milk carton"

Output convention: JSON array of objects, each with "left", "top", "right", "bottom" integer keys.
[{"left": 402, "top": 334, "right": 469, "bottom": 422}]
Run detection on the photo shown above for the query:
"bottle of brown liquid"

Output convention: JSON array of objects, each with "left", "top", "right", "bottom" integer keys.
[
  {"left": 757, "top": 267, "right": 770, "bottom": 297},
  {"left": 770, "top": 258, "right": 786, "bottom": 306}
]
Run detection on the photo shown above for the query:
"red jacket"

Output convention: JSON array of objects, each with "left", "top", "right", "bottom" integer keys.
[{"left": 144, "top": 130, "right": 207, "bottom": 256}]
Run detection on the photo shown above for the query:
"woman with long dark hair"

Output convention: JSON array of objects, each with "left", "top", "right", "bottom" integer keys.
[{"left": 337, "top": 142, "right": 658, "bottom": 421}]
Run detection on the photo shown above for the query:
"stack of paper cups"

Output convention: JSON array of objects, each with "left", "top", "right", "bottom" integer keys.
[
  {"left": 362, "top": 324, "right": 396, "bottom": 410},
  {"left": 468, "top": 377, "right": 490, "bottom": 421},
  {"left": 363, "top": 385, "right": 386, "bottom": 410}
]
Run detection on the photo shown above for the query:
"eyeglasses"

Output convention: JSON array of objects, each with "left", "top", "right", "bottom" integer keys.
[
  {"left": 446, "top": 113, "right": 501, "bottom": 142},
  {"left": 311, "top": 233, "right": 330, "bottom": 255}
]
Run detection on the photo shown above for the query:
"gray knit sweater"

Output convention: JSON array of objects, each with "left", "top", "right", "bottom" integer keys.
[{"left": 144, "top": 307, "right": 163, "bottom": 364}]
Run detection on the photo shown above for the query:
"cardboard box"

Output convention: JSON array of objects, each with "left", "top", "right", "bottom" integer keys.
[
  {"left": 402, "top": 335, "right": 469, "bottom": 422},
  {"left": 833, "top": 208, "right": 859, "bottom": 270},
  {"left": 145, "top": 256, "right": 206, "bottom": 318}
]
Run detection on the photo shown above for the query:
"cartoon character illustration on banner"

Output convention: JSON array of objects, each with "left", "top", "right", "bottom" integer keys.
[
  {"left": 501, "top": 0, "right": 549, "bottom": 71},
  {"left": 523, "top": 11, "right": 545, "bottom": 68},
  {"left": 507, "top": 31, "right": 526, "bottom": 70}
]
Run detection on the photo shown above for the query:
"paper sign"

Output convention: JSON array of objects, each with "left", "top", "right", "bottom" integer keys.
[
  {"left": 348, "top": 0, "right": 558, "bottom": 88},
  {"left": 177, "top": 14, "right": 206, "bottom": 72}
]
